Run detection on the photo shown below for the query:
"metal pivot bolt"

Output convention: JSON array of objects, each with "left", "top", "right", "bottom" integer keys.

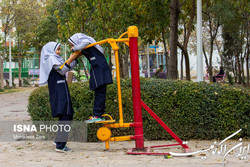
[{"left": 97, "top": 127, "right": 112, "bottom": 141}]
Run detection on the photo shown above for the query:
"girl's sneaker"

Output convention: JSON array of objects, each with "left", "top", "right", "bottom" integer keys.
[
  {"left": 85, "top": 116, "right": 105, "bottom": 123},
  {"left": 55, "top": 146, "right": 73, "bottom": 153}
]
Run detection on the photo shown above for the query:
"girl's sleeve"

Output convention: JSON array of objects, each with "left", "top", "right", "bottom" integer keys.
[
  {"left": 69, "top": 59, "right": 78, "bottom": 69},
  {"left": 53, "top": 60, "right": 78, "bottom": 76},
  {"left": 72, "top": 39, "right": 91, "bottom": 52}
]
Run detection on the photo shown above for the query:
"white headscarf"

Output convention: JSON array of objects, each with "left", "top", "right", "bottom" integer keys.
[
  {"left": 68, "top": 33, "right": 104, "bottom": 54},
  {"left": 39, "top": 42, "right": 64, "bottom": 85}
]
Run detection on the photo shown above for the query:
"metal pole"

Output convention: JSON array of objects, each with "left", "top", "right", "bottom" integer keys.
[
  {"left": 147, "top": 43, "right": 150, "bottom": 78},
  {"left": 128, "top": 26, "right": 144, "bottom": 150},
  {"left": 197, "top": 0, "right": 203, "bottom": 82},
  {"left": 9, "top": 30, "right": 12, "bottom": 87}
]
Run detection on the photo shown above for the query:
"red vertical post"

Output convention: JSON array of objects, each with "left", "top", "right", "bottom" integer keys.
[{"left": 128, "top": 26, "right": 144, "bottom": 150}]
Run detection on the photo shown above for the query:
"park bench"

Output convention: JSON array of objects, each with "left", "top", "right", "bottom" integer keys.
[
  {"left": 215, "top": 73, "right": 226, "bottom": 83},
  {"left": 205, "top": 73, "right": 226, "bottom": 83}
]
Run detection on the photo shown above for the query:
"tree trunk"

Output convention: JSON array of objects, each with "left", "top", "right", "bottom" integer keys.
[
  {"left": 241, "top": 54, "right": 245, "bottom": 83},
  {"left": 119, "top": 53, "right": 124, "bottom": 78},
  {"left": 209, "top": 40, "right": 214, "bottom": 83},
  {"left": 168, "top": 0, "right": 180, "bottom": 79},
  {"left": 220, "top": 54, "right": 223, "bottom": 67},
  {"left": 18, "top": 58, "right": 22, "bottom": 86},
  {"left": 108, "top": 48, "right": 112, "bottom": 69},
  {"left": 18, "top": 40, "right": 22, "bottom": 87},
  {"left": 246, "top": 12, "right": 249, "bottom": 87},
  {"left": 17, "top": 33, "right": 23, "bottom": 87},
  {"left": 204, "top": 8, "right": 219, "bottom": 82},
  {"left": 234, "top": 58, "right": 238, "bottom": 83},
  {"left": 246, "top": 55, "right": 249, "bottom": 87},
  {"left": 208, "top": 20, "right": 219, "bottom": 83},
  {"left": 203, "top": 45, "right": 209, "bottom": 70},
  {"left": 0, "top": 58, "right": 4, "bottom": 89},
  {"left": 177, "top": 42, "right": 191, "bottom": 81},
  {"left": 1, "top": 31, "right": 8, "bottom": 89},
  {"left": 215, "top": 41, "right": 223, "bottom": 67},
  {"left": 182, "top": 0, "right": 195, "bottom": 81},
  {"left": 122, "top": 46, "right": 129, "bottom": 78},
  {"left": 123, "top": 54, "right": 129, "bottom": 78},
  {"left": 184, "top": 50, "right": 191, "bottom": 81},
  {"left": 81, "top": 57, "right": 89, "bottom": 80},
  {"left": 236, "top": 54, "right": 242, "bottom": 84},
  {"left": 162, "top": 30, "right": 168, "bottom": 72},
  {"left": 181, "top": 51, "right": 184, "bottom": 80}
]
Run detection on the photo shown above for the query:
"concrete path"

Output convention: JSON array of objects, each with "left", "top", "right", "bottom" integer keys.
[{"left": 0, "top": 87, "right": 35, "bottom": 121}]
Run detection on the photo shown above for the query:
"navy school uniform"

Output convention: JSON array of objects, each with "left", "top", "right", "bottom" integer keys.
[
  {"left": 82, "top": 47, "right": 113, "bottom": 118},
  {"left": 82, "top": 47, "right": 113, "bottom": 90},
  {"left": 47, "top": 62, "right": 76, "bottom": 149},
  {"left": 48, "top": 68, "right": 74, "bottom": 117}
]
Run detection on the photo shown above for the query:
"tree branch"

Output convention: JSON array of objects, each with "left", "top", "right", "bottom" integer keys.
[{"left": 203, "top": 44, "right": 209, "bottom": 68}]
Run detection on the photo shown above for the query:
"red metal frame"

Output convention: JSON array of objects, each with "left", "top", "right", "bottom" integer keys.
[
  {"left": 141, "top": 100, "right": 190, "bottom": 152},
  {"left": 128, "top": 28, "right": 190, "bottom": 155},
  {"left": 129, "top": 36, "right": 144, "bottom": 150}
]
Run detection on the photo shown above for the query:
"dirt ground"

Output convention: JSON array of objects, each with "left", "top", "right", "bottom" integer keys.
[{"left": 0, "top": 87, "right": 249, "bottom": 167}]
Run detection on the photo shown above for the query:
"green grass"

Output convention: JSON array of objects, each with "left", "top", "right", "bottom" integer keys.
[{"left": 0, "top": 87, "right": 34, "bottom": 95}]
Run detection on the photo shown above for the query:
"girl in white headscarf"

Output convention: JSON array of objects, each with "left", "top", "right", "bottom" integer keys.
[
  {"left": 68, "top": 33, "right": 113, "bottom": 123},
  {"left": 39, "top": 42, "right": 78, "bottom": 152}
]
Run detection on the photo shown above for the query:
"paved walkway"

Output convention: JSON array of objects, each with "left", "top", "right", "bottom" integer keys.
[
  {"left": 0, "top": 87, "right": 248, "bottom": 167},
  {"left": 0, "top": 87, "right": 34, "bottom": 121}
]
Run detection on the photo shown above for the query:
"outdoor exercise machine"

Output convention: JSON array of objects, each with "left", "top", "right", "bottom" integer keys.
[{"left": 62, "top": 26, "right": 190, "bottom": 155}]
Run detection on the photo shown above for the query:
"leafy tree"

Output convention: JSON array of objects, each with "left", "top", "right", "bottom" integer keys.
[
  {"left": 136, "top": 0, "right": 170, "bottom": 75},
  {"left": 53, "top": 0, "right": 143, "bottom": 77},
  {"left": 220, "top": 0, "right": 246, "bottom": 84},
  {"left": 0, "top": 0, "right": 45, "bottom": 88},
  {"left": 202, "top": 0, "right": 222, "bottom": 82},
  {"left": 33, "top": 0, "right": 59, "bottom": 49},
  {"left": 0, "top": 0, "right": 17, "bottom": 89},
  {"left": 31, "top": 0, "right": 249, "bottom": 86},
  {"left": 14, "top": 0, "right": 44, "bottom": 86},
  {"left": 177, "top": 0, "right": 196, "bottom": 81}
]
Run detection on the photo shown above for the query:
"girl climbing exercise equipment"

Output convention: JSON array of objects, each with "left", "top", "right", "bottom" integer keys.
[{"left": 61, "top": 26, "right": 190, "bottom": 155}]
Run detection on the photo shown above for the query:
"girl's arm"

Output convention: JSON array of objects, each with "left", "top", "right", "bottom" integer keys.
[
  {"left": 54, "top": 59, "right": 78, "bottom": 76},
  {"left": 68, "top": 59, "right": 78, "bottom": 69}
]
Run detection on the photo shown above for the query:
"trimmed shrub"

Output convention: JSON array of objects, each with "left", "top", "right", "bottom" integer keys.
[{"left": 28, "top": 78, "right": 250, "bottom": 141}]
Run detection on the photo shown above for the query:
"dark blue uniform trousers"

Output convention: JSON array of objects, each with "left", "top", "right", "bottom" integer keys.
[
  {"left": 55, "top": 114, "right": 73, "bottom": 149},
  {"left": 93, "top": 84, "right": 107, "bottom": 118}
]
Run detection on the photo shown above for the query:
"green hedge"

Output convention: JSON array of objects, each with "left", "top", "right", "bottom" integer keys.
[{"left": 28, "top": 78, "right": 250, "bottom": 141}]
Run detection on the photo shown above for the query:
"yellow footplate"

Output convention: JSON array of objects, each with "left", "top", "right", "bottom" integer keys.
[{"left": 95, "top": 114, "right": 116, "bottom": 124}]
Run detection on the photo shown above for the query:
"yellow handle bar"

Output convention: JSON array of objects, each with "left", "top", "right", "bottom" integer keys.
[{"left": 60, "top": 38, "right": 129, "bottom": 70}]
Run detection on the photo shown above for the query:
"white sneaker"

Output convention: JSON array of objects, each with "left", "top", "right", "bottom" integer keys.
[{"left": 55, "top": 146, "right": 73, "bottom": 153}]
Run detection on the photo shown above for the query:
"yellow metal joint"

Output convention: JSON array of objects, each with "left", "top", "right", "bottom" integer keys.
[{"left": 107, "top": 38, "right": 119, "bottom": 51}]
